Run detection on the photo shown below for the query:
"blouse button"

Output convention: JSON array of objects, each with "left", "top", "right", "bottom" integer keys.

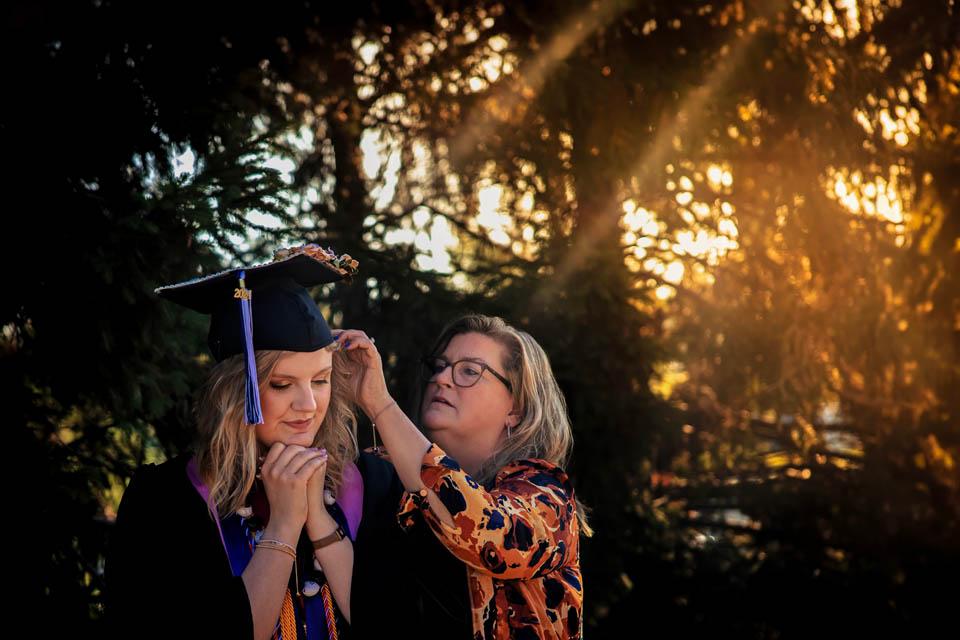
[{"left": 412, "top": 488, "right": 429, "bottom": 506}]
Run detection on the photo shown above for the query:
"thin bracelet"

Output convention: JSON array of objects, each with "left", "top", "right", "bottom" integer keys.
[
  {"left": 371, "top": 399, "right": 397, "bottom": 424},
  {"left": 259, "top": 538, "right": 296, "bottom": 554},
  {"left": 259, "top": 546, "right": 295, "bottom": 561},
  {"left": 257, "top": 542, "right": 296, "bottom": 560}
]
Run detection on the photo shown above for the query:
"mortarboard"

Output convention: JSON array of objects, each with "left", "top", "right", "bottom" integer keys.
[{"left": 155, "top": 244, "right": 359, "bottom": 425}]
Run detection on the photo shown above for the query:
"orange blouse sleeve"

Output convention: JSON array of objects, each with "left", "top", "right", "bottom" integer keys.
[{"left": 396, "top": 443, "right": 579, "bottom": 580}]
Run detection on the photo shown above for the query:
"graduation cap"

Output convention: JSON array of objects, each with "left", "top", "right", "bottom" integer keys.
[{"left": 155, "top": 244, "right": 359, "bottom": 425}]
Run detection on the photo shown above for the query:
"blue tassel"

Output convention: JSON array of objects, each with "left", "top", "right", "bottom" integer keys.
[{"left": 237, "top": 270, "right": 264, "bottom": 425}]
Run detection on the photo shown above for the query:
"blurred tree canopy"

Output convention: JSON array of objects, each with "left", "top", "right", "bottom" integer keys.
[{"left": 5, "top": 0, "right": 957, "bottom": 636}]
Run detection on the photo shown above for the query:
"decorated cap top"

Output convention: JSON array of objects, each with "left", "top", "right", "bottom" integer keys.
[
  {"left": 155, "top": 244, "right": 358, "bottom": 362},
  {"left": 155, "top": 244, "right": 359, "bottom": 424}
]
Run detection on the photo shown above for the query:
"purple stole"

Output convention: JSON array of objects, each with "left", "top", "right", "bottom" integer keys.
[{"left": 186, "top": 457, "right": 363, "bottom": 639}]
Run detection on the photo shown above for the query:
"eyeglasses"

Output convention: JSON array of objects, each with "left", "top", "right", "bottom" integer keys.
[{"left": 420, "top": 356, "right": 512, "bottom": 392}]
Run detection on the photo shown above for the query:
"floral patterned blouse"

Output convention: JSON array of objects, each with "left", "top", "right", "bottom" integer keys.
[{"left": 396, "top": 443, "right": 584, "bottom": 639}]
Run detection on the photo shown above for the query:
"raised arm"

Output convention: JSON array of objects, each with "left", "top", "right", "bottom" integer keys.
[
  {"left": 396, "top": 443, "right": 579, "bottom": 580},
  {"left": 330, "top": 329, "right": 441, "bottom": 514}
]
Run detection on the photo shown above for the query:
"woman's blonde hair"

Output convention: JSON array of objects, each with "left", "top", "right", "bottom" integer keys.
[
  {"left": 417, "top": 314, "right": 593, "bottom": 536},
  {"left": 192, "top": 344, "right": 358, "bottom": 519}
]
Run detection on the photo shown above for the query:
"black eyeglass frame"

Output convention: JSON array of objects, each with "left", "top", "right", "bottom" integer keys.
[{"left": 420, "top": 356, "right": 513, "bottom": 392}]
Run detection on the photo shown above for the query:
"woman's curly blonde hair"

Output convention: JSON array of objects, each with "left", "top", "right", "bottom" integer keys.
[{"left": 191, "top": 344, "right": 358, "bottom": 519}]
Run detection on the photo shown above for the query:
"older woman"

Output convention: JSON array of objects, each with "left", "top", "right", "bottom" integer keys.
[
  {"left": 345, "top": 314, "right": 591, "bottom": 640},
  {"left": 105, "top": 245, "right": 362, "bottom": 640}
]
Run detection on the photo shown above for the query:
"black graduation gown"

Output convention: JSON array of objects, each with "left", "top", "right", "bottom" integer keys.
[
  {"left": 350, "top": 452, "right": 472, "bottom": 638},
  {"left": 104, "top": 453, "right": 254, "bottom": 640}
]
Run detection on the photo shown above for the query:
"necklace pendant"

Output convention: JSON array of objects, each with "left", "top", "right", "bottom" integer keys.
[{"left": 302, "top": 580, "right": 320, "bottom": 597}]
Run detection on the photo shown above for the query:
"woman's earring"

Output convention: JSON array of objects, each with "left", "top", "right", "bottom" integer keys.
[{"left": 507, "top": 424, "right": 512, "bottom": 438}]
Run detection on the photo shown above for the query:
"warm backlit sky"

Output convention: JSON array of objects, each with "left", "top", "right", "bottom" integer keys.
[{"left": 161, "top": 0, "right": 915, "bottom": 307}]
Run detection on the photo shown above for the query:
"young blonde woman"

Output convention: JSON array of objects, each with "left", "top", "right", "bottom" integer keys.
[
  {"left": 106, "top": 246, "right": 362, "bottom": 640},
  {"left": 345, "top": 314, "right": 591, "bottom": 640}
]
